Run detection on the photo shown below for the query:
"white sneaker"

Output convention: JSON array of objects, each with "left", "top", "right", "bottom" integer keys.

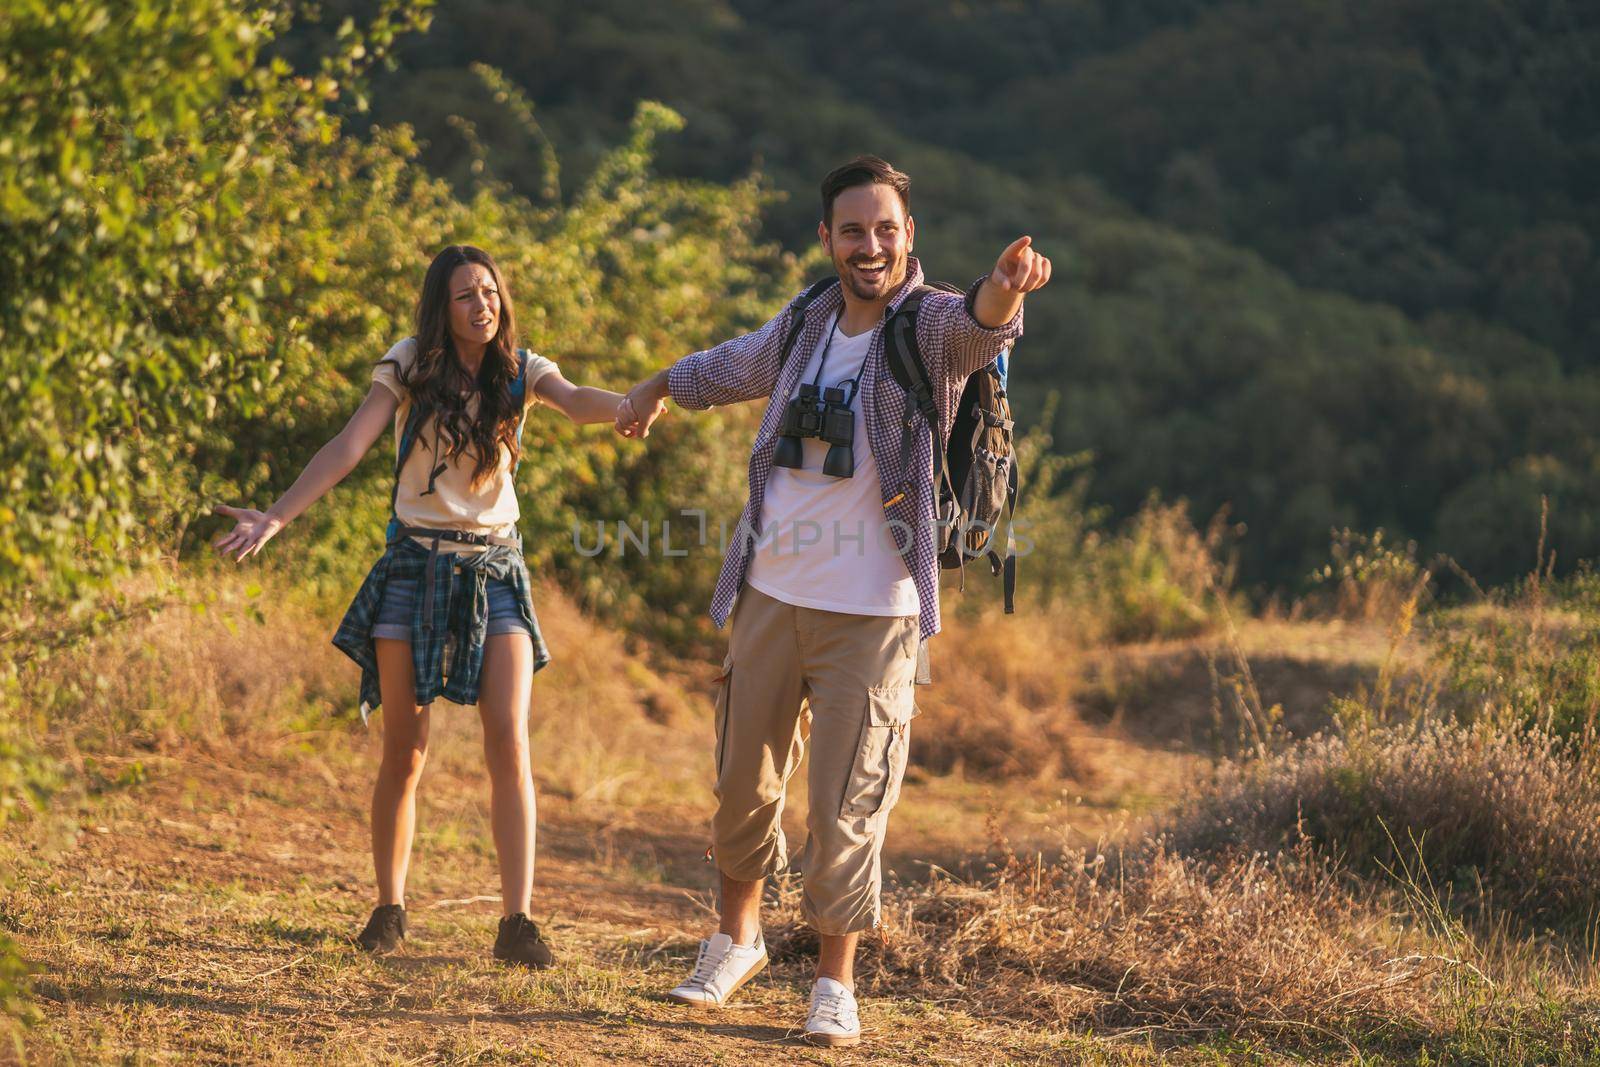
[
  {"left": 803, "top": 976, "right": 861, "bottom": 1047},
  {"left": 666, "top": 931, "right": 768, "bottom": 1008}
]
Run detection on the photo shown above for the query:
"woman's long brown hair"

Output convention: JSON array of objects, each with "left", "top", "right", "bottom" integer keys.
[{"left": 400, "top": 245, "right": 522, "bottom": 487}]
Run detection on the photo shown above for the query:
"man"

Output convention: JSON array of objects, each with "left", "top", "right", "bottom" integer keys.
[{"left": 616, "top": 156, "right": 1050, "bottom": 1047}]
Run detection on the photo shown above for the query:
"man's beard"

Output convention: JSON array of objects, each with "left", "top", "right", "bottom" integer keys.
[{"left": 834, "top": 250, "right": 907, "bottom": 301}]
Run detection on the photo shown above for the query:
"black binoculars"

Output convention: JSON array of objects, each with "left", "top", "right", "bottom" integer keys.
[{"left": 773, "top": 382, "right": 855, "bottom": 478}]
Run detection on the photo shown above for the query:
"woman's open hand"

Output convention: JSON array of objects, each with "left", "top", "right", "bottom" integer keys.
[{"left": 212, "top": 505, "right": 284, "bottom": 562}]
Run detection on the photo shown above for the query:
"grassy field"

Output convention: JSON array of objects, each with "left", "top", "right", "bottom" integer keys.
[{"left": 4, "top": 564, "right": 1600, "bottom": 1065}]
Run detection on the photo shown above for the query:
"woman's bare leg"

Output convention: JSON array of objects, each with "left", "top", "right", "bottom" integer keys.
[
  {"left": 373, "top": 638, "right": 431, "bottom": 907},
  {"left": 477, "top": 632, "right": 537, "bottom": 915}
]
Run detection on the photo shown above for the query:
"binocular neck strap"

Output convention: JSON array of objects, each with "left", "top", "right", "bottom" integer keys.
[{"left": 810, "top": 307, "right": 845, "bottom": 386}]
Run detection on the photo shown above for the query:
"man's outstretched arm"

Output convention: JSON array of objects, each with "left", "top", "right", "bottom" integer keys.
[{"left": 616, "top": 294, "right": 802, "bottom": 437}]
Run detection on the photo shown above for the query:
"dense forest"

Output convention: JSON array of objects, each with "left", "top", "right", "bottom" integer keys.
[{"left": 281, "top": 0, "right": 1600, "bottom": 590}]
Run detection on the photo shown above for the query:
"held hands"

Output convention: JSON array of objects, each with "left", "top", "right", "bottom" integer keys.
[
  {"left": 990, "top": 235, "right": 1052, "bottom": 293},
  {"left": 212, "top": 504, "right": 284, "bottom": 562},
  {"left": 614, "top": 378, "right": 669, "bottom": 439}
]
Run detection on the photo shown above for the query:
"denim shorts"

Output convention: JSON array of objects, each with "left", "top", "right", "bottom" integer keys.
[{"left": 371, "top": 573, "right": 533, "bottom": 641}]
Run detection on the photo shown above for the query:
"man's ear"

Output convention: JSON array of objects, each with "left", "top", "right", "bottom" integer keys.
[
  {"left": 906, "top": 214, "right": 915, "bottom": 252},
  {"left": 818, "top": 219, "right": 831, "bottom": 252}
]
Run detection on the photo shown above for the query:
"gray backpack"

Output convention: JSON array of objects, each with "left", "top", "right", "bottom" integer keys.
[{"left": 885, "top": 283, "right": 1020, "bottom": 612}]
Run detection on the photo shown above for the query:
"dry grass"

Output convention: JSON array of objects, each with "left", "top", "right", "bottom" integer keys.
[
  {"left": 912, "top": 603, "right": 1093, "bottom": 782},
  {"left": 16, "top": 563, "right": 717, "bottom": 810},
  {"left": 20, "top": 567, "right": 352, "bottom": 759},
  {"left": 0, "top": 565, "right": 1179, "bottom": 1064},
  {"left": 1164, "top": 722, "right": 1600, "bottom": 927},
  {"left": 1, "top": 736, "right": 1080, "bottom": 1066},
  {"left": 770, "top": 841, "right": 1446, "bottom": 1052}
]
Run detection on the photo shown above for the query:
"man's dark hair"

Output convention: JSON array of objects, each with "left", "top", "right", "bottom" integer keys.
[{"left": 820, "top": 155, "right": 911, "bottom": 229}]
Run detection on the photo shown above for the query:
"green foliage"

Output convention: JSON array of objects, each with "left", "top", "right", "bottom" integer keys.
[
  {"left": 0, "top": 0, "right": 433, "bottom": 610},
  {"left": 1430, "top": 568, "right": 1600, "bottom": 739},
  {"left": 1003, "top": 1, "right": 1599, "bottom": 364},
  {"left": 0, "top": 0, "right": 802, "bottom": 658}
]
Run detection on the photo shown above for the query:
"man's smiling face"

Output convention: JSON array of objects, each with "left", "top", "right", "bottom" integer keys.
[{"left": 821, "top": 183, "right": 914, "bottom": 302}]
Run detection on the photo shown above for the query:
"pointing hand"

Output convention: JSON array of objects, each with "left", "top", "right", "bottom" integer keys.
[{"left": 990, "top": 235, "right": 1052, "bottom": 293}]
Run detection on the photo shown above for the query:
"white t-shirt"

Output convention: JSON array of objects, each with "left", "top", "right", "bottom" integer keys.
[
  {"left": 746, "top": 320, "right": 921, "bottom": 617},
  {"left": 372, "top": 338, "right": 560, "bottom": 546}
]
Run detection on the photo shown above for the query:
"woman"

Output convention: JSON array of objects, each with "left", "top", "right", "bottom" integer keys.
[{"left": 214, "top": 245, "right": 650, "bottom": 966}]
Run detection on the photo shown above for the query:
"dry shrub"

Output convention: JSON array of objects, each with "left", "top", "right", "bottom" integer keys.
[
  {"left": 909, "top": 499, "right": 1234, "bottom": 783},
  {"left": 18, "top": 568, "right": 351, "bottom": 755},
  {"left": 515, "top": 584, "right": 713, "bottom": 806},
  {"left": 769, "top": 844, "right": 1433, "bottom": 1043},
  {"left": 15, "top": 565, "right": 714, "bottom": 806},
  {"left": 1308, "top": 528, "right": 1432, "bottom": 622},
  {"left": 1079, "top": 498, "right": 1232, "bottom": 644},
  {"left": 1164, "top": 722, "right": 1600, "bottom": 926},
  {"left": 912, "top": 605, "right": 1089, "bottom": 781}
]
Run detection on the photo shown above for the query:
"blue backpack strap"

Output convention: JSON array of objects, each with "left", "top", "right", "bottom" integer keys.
[
  {"left": 388, "top": 399, "right": 432, "bottom": 543},
  {"left": 510, "top": 350, "right": 531, "bottom": 480},
  {"left": 510, "top": 348, "right": 531, "bottom": 404}
]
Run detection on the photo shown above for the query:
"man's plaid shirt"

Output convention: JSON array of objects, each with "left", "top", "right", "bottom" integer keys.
[
  {"left": 332, "top": 538, "right": 551, "bottom": 718},
  {"left": 666, "top": 257, "right": 1024, "bottom": 641}
]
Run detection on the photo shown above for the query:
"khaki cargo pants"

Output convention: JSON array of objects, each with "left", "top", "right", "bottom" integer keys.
[{"left": 711, "top": 584, "right": 919, "bottom": 936}]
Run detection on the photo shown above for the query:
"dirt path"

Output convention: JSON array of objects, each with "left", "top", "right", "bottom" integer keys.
[
  {"left": 7, "top": 720, "right": 1131, "bottom": 1065},
  {"left": 6, "top": 605, "right": 1403, "bottom": 1064}
]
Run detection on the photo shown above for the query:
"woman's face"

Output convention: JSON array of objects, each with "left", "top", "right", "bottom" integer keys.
[{"left": 447, "top": 262, "right": 501, "bottom": 350}]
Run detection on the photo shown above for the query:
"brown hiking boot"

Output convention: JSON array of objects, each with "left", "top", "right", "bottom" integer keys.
[
  {"left": 493, "top": 912, "right": 554, "bottom": 969},
  {"left": 355, "top": 904, "right": 408, "bottom": 954}
]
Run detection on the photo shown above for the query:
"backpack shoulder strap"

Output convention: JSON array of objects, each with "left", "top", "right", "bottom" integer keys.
[
  {"left": 884, "top": 282, "right": 964, "bottom": 405},
  {"left": 510, "top": 348, "right": 531, "bottom": 402},
  {"left": 391, "top": 401, "right": 427, "bottom": 519},
  {"left": 884, "top": 284, "right": 959, "bottom": 515},
  {"left": 509, "top": 349, "right": 533, "bottom": 479},
  {"left": 884, "top": 285, "right": 937, "bottom": 413},
  {"left": 778, "top": 277, "right": 841, "bottom": 368}
]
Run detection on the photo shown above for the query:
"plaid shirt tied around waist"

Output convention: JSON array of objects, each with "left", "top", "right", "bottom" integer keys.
[
  {"left": 665, "top": 257, "right": 1024, "bottom": 642},
  {"left": 332, "top": 536, "right": 550, "bottom": 719}
]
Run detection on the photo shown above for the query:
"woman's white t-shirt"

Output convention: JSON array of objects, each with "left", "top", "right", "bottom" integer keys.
[
  {"left": 371, "top": 338, "right": 559, "bottom": 542},
  {"left": 745, "top": 320, "right": 921, "bottom": 617}
]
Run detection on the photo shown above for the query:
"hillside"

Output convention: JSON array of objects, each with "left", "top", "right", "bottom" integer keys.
[{"left": 292, "top": 0, "right": 1600, "bottom": 588}]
